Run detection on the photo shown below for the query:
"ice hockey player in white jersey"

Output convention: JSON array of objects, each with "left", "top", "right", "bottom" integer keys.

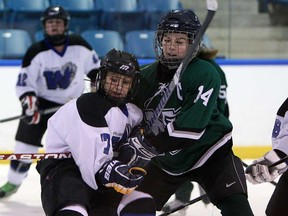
[
  {"left": 246, "top": 97, "right": 288, "bottom": 215},
  {"left": 0, "top": 6, "right": 100, "bottom": 198},
  {"left": 36, "top": 49, "right": 155, "bottom": 216}
]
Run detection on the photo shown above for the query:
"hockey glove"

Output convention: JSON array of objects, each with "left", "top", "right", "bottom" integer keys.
[
  {"left": 20, "top": 94, "right": 40, "bottom": 124},
  {"left": 97, "top": 160, "right": 144, "bottom": 195},
  {"left": 117, "top": 133, "right": 163, "bottom": 168},
  {"left": 245, "top": 150, "right": 288, "bottom": 184}
]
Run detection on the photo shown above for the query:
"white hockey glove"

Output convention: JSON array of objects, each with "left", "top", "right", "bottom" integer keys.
[
  {"left": 97, "top": 160, "right": 144, "bottom": 195},
  {"left": 20, "top": 94, "right": 40, "bottom": 124},
  {"left": 117, "top": 132, "right": 163, "bottom": 168},
  {"left": 245, "top": 150, "right": 288, "bottom": 184}
]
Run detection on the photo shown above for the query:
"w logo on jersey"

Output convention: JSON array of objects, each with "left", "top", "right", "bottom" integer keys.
[{"left": 44, "top": 62, "right": 77, "bottom": 89}]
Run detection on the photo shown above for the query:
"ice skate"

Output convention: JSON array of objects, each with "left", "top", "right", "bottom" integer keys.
[{"left": 0, "top": 182, "right": 20, "bottom": 198}]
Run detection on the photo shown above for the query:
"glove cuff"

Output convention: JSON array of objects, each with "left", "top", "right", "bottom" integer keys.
[
  {"left": 265, "top": 150, "right": 287, "bottom": 170},
  {"left": 274, "top": 149, "right": 287, "bottom": 159},
  {"left": 19, "top": 92, "right": 36, "bottom": 101}
]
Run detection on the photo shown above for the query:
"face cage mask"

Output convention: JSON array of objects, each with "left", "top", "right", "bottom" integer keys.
[
  {"left": 154, "top": 30, "right": 200, "bottom": 70},
  {"left": 98, "top": 71, "right": 138, "bottom": 106}
]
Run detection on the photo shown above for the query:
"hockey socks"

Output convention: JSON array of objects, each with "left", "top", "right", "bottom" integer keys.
[{"left": 118, "top": 191, "right": 156, "bottom": 216}]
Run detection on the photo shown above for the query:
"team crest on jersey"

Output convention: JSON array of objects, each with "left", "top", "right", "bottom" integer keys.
[
  {"left": 43, "top": 62, "right": 77, "bottom": 89},
  {"left": 144, "top": 107, "right": 181, "bottom": 135},
  {"left": 143, "top": 82, "right": 183, "bottom": 135}
]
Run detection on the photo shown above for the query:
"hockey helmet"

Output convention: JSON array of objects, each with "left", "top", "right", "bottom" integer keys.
[
  {"left": 41, "top": 6, "right": 70, "bottom": 45},
  {"left": 96, "top": 49, "right": 140, "bottom": 106},
  {"left": 154, "top": 9, "right": 202, "bottom": 69}
]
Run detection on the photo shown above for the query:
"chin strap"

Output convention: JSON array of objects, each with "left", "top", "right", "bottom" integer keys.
[{"left": 45, "top": 33, "right": 68, "bottom": 46}]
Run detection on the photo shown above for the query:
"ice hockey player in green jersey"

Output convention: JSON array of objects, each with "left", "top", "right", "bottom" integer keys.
[
  {"left": 115, "top": 9, "right": 254, "bottom": 216},
  {"left": 162, "top": 36, "right": 230, "bottom": 215}
]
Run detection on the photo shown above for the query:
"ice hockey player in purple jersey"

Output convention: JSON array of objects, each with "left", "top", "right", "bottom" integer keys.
[
  {"left": 36, "top": 49, "right": 155, "bottom": 216},
  {"left": 0, "top": 6, "right": 100, "bottom": 198},
  {"left": 246, "top": 97, "right": 288, "bottom": 215}
]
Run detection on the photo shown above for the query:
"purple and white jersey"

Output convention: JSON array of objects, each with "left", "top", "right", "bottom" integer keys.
[
  {"left": 45, "top": 93, "right": 143, "bottom": 190},
  {"left": 16, "top": 34, "right": 100, "bottom": 104},
  {"left": 272, "top": 97, "right": 288, "bottom": 155}
]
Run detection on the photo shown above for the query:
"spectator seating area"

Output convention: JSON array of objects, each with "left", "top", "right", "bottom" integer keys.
[
  {"left": 257, "top": 0, "right": 288, "bottom": 25},
  {"left": 124, "top": 30, "right": 155, "bottom": 59},
  {"left": 81, "top": 30, "right": 124, "bottom": 58},
  {"left": 0, "top": 0, "right": 188, "bottom": 59},
  {"left": 0, "top": 28, "right": 157, "bottom": 59},
  {"left": 0, "top": 29, "right": 32, "bottom": 59}
]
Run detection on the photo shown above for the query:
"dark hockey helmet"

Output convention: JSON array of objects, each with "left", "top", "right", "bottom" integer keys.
[
  {"left": 154, "top": 9, "right": 202, "bottom": 69},
  {"left": 96, "top": 49, "right": 140, "bottom": 106},
  {"left": 40, "top": 6, "right": 70, "bottom": 46}
]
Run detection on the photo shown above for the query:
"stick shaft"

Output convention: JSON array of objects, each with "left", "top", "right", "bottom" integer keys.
[
  {"left": 269, "top": 155, "right": 288, "bottom": 168},
  {"left": 159, "top": 194, "right": 208, "bottom": 216},
  {"left": 0, "top": 106, "right": 61, "bottom": 123}
]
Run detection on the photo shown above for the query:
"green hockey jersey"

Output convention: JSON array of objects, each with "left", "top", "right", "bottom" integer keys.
[{"left": 133, "top": 58, "right": 233, "bottom": 175}]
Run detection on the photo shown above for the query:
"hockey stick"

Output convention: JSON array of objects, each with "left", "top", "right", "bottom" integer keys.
[
  {"left": 0, "top": 106, "right": 61, "bottom": 123},
  {"left": 159, "top": 194, "right": 208, "bottom": 216},
  {"left": 0, "top": 152, "right": 72, "bottom": 160},
  {"left": 242, "top": 156, "right": 288, "bottom": 187},
  {"left": 268, "top": 155, "right": 288, "bottom": 168},
  {"left": 145, "top": 0, "right": 218, "bottom": 133}
]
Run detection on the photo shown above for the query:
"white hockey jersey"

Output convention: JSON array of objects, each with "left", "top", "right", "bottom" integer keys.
[
  {"left": 272, "top": 97, "right": 288, "bottom": 155},
  {"left": 15, "top": 35, "right": 100, "bottom": 104},
  {"left": 45, "top": 92, "right": 143, "bottom": 190}
]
